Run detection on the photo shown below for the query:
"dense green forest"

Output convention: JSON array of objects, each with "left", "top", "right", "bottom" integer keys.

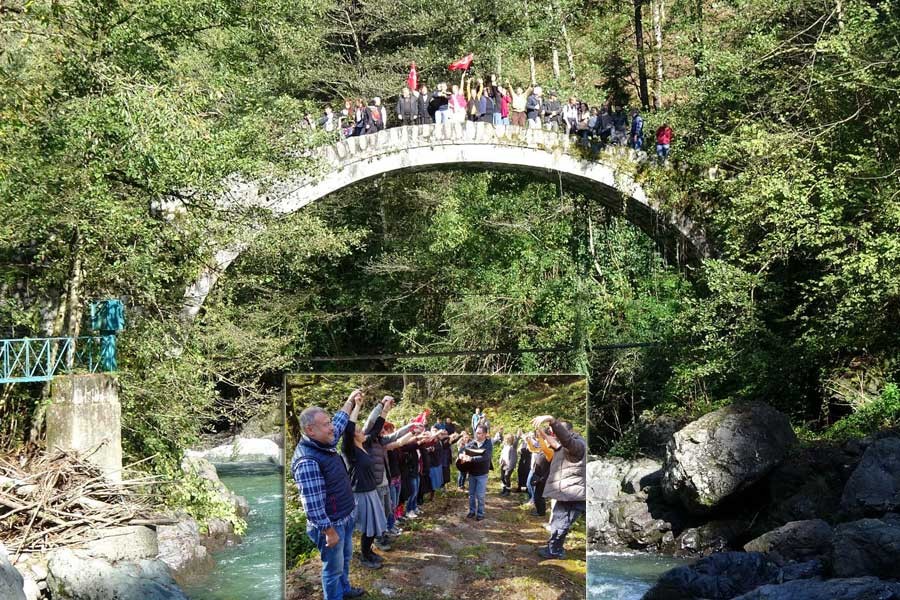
[{"left": 1, "top": 0, "right": 898, "bottom": 492}]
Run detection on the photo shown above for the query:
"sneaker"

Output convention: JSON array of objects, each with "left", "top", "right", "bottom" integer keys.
[
  {"left": 388, "top": 526, "right": 403, "bottom": 536},
  {"left": 465, "top": 512, "right": 476, "bottom": 519},
  {"left": 476, "top": 515, "right": 484, "bottom": 521},
  {"left": 344, "top": 587, "right": 366, "bottom": 598},
  {"left": 405, "top": 511, "right": 418, "bottom": 519},
  {"left": 530, "top": 510, "right": 545, "bottom": 517},
  {"left": 374, "top": 538, "right": 392, "bottom": 551},
  {"left": 358, "top": 554, "right": 382, "bottom": 570},
  {"left": 537, "top": 547, "right": 566, "bottom": 560},
  {"left": 370, "top": 552, "right": 384, "bottom": 564}
]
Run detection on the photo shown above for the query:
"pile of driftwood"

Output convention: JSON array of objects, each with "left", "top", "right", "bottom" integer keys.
[{"left": 0, "top": 448, "right": 168, "bottom": 555}]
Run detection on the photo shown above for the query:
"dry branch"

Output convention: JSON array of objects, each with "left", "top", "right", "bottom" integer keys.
[{"left": 0, "top": 448, "right": 166, "bottom": 555}]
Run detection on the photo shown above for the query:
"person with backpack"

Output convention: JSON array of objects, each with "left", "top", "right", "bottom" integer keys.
[{"left": 630, "top": 109, "right": 644, "bottom": 150}]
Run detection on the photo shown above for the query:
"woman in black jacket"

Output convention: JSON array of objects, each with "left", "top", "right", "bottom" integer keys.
[{"left": 343, "top": 398, "right": 387, "bottom": 569}]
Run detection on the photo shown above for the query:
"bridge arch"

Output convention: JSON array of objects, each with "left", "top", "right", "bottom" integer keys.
[{"left": 182, "top": 122, "right": 709, "bottom": 319}]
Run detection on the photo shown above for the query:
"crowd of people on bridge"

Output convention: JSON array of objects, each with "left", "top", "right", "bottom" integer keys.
[
  {"left": 291, "top": 389, "right": 587, "bottom": 600},
  {"left": 302, "top": 72, "right": 675, "bottom": 163}
]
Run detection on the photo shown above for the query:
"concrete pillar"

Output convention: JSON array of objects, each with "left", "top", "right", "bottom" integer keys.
[{"left": 47, "top": 374, "right": 122, "bottom": 482}]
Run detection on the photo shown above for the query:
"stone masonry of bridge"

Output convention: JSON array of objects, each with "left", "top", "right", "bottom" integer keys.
[{"left": 182, "top": 122, "right": 709, "bottom": 319}]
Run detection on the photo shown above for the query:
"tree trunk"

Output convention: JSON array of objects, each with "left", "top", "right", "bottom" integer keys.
[
  {"left": 30, "top": 230, "right": 83, "bottom": 444},
  {"left": 693, "top": 0, "right": 703, "bottom": 77},
  {"left": 562, "top": 19, "right": 577, "bottom": 85},
  {"left": 634, "top": 0, "right": 650, "bottom": 109},
  {"left": 552, "top": 47, "right": 561, "bottom": 83},
  {"left": 525, "top": 2, "right": 537, "bottom": 85},
  {"left": 652, "top": 0, "right": 664, "bottom": 110}
]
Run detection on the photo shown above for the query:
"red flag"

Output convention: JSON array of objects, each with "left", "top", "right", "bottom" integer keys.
[
  {"left": 410, "top": 408, "right": 431, "bottom": 426},
  {"left": 448, "top": 53, "right": 474, "bottom": 71},
  {"left": 407, "top": 62, "right": 418, "bottom": 91}
]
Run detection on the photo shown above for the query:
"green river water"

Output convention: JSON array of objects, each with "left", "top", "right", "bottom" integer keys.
[
  {"left": 588, "top": 550, "right": 691, "bottom": 600},
  {"left": 184, "top": 463, "right": 284, "bottom": 600}
]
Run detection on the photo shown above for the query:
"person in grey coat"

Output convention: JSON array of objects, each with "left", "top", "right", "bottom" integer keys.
[{"left": 531, "top": 415, "right": 586, "bottom": 559}]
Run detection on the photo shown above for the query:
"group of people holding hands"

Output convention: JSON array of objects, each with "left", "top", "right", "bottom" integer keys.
[{"left": 291, "top": 389, "right": 587, "bottom": 600}]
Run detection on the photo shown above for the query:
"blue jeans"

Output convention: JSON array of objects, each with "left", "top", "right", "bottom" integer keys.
[
  {"left": 457, "top": 470, "right": 467, "bottom": 488},
  {"left": 307, "top": 516, "right": 355, "bottom": 600},
  {"left": 547, "top": 500, "right": 587, "bottom": 555},
  {"left": 526, "top": 469, "right": 535, "bottom": 500},
  {"left": 435, "top": 108, "right": 450, "bottom": 124},
  {"left": 492, "top": 112, "right": 503, "bottom": 127},
  {"left": 406, "top": 475, "right": 419, "bottom": 514},
  {"left": 656, "top": 143, "right": 670, "bottom": 160},
  {"left": 468, "top": 474, "right": 488, "bottom": 517},
  {"left": 502, "top": 116, "right": 510, "bottom": 126},
  {"left": 389, "top": 482, "right": 400, "bottom": 528},
  {"left": 632, "top": 135, "right": 643, "bottom": 150}
]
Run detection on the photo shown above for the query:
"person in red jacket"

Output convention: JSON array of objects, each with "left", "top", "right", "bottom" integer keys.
[{"left": 656, "top": 123, "right": 673, "bottom": 163}]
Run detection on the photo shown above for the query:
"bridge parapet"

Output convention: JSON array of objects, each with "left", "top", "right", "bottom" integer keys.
[{"left": 181, "top": 123, "right": 708, "bottom": 320}]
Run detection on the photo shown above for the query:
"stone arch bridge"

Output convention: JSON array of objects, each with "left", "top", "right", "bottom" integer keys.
[{"left": 182, "top": 122, "right": 709, "bottom": 319}]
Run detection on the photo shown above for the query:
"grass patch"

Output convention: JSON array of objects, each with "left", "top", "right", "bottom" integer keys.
[{"left": 458, "top": 543, "right": 488, "bottom": 559}]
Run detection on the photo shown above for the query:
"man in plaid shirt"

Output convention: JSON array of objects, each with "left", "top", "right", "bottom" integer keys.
[{"left": 292, "top": 389, "right": 364, "bottom": 599}]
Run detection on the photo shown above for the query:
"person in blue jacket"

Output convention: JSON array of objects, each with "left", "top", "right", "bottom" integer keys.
[{"left": 291, "top": 389, "right": 366, "bottom": 599}]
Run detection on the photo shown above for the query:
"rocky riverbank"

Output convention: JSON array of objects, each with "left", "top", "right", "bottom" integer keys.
[
  {"left": 2, "top": 454, "right": 250, "bottom": 600},
  {"left": 587, "top": 401, "right": 900, "bottom": 599}
]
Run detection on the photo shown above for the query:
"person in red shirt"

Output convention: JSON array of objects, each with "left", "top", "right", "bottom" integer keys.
[{"left": 656, "top": 123, "right": 673, "bottom": 163}]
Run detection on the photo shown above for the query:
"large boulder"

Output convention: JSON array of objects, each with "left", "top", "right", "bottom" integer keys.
[
  {"left": 0, "top": 544, "right": 26, "bottom": 600},
  {"left": 157, "top": 517, "right": 215, "bottom": 586},
  {"left": 841, "top": 437, "right": 900, "bottom": 517},
  {"left": 81, "top": 526, "right": 158, "bottom": 562},
  {"left": 675, "top": 520, "right": 749, "bottom": 557},
  {"left": 588, "top": 457, "right": 682, "bottom": 550},
  {"left": 759, "top": 444, "right": 859, "bottom": 533},
  {"left": 832, "top": 514, "right": 900, "bottom": 579},
  {"left": 46, "top": 549, "right": 188, "bottom": 600},
  {"left": 732, "top": 577, "right": 900, "bottom": 600},
  {"left": 642, "top": 551, "right": 780, "bottom": 600},
  {"left": 637, "top": 413, "right": 692, "bottom": 460},
  {"left": 743, "top": 519, "right": 833, "bottom": 566},
  {"left": 662, "top": 402, "right": 797, "bottom": 514}
]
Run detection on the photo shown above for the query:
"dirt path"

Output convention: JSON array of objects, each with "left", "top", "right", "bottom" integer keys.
[{"left": 286, "top": 483, "right": 586, "bottom": 600}]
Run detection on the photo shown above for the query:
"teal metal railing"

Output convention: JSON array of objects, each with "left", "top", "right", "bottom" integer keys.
[{"left": 0, "top": 336, "right": 115, "bottom": 384}]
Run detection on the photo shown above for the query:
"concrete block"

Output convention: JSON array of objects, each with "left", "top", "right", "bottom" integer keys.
[{"left": 47, "top": 374, "right": 122, "bottom": 482}]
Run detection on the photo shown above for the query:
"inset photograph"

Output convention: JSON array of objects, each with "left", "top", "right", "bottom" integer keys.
[{"left": 285, "top": 373, "right": 587, "bottom": 600}]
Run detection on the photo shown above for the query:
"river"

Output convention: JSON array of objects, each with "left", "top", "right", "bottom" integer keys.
[
  {"left": 588, "top": 550, "right": 691, "bottom": 600},
  {"left": 184, "top": 463, "right": 284, "bottom": 600}
]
